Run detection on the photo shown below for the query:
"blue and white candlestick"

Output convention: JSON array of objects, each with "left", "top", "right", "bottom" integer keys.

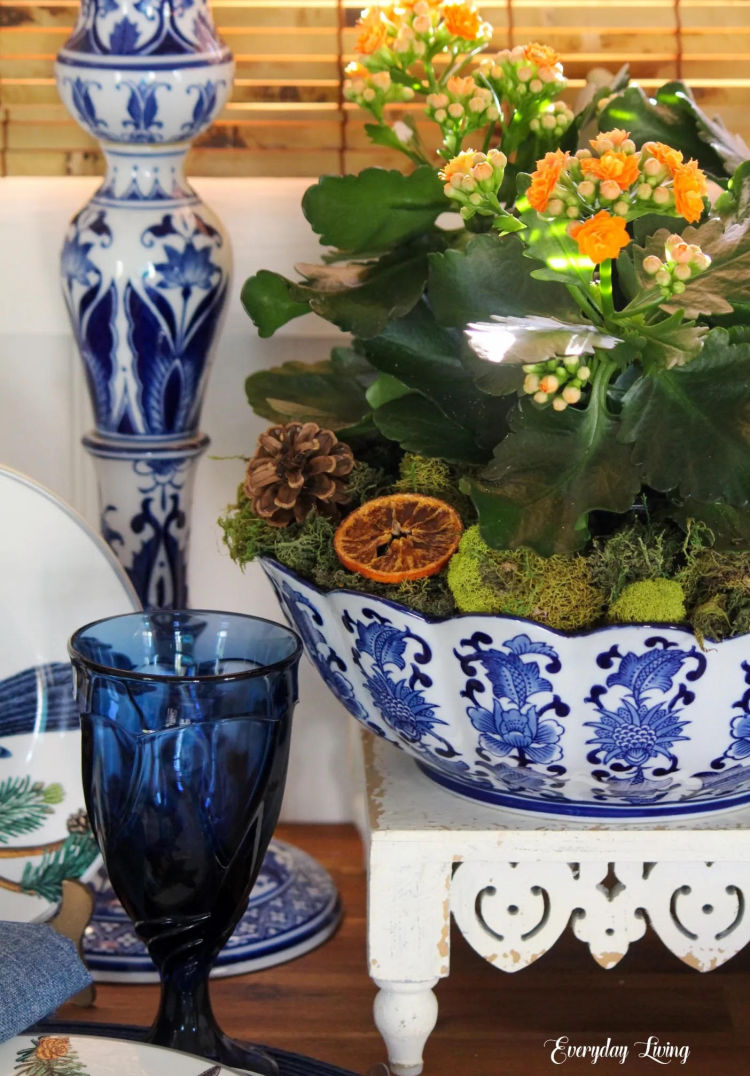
[{"left": 55, "top": 0, "right": 233, "bottom": 608}]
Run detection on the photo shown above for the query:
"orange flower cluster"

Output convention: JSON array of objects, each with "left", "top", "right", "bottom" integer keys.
[
  {"left": 479, "top": 41, "right": 566, "bottom": 108},
  {"left": 580, "top": 151, "right": 640, "bottom": 192},
  {"left": 672, "top": 159, "right": 709, "bottom": 223},
  {"left": 355, "top": 7, "right": 389, "bottom": 54},
  {"left": 523, "top": 42, "right": 559, "bottom": 69},
  {"left": 352, "top": 0, "right": 492, "bottom": 69},
  {"left": 568, "top": 211, "right": 631, "bottom": 264},
  {"left": 639, "top": 141, "right": 708, "bottom": 223},
  {"left": 442, "top": 1, "right": 484, "bottom": 39},
  {"left": 439, "top": 147, "right": 508, "bottom": 217},
  {"left": 524, "top": 130, "right": 708, "bottom": 230},
  {"left": 526, "top": 149, "right": 570, "bottom": 212}
]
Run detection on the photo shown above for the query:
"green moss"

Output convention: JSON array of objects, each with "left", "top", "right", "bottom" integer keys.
[
  {"left": 220, "top": 472, "right": 750, "bottom": 638},
  {"left": 447, "top": 526, "right": 603, "bottom": 630},
  {"left": 447, "top": 527, "right": 533, "bottom": 615},
  {"left": 391, "top": 574, "right": 456, "bottom": 618},
  {"left": 218, "top": 487, "right": 280, "bottom": 567},
  {"left": 394, "top": 453, "right": 475, "bottom": 520},
  {"left": 218, "top": 460, "right": 388, "bottom": 573},
  {"left": 679, "top": 546, "right": 750, "bottom": 640},
  {"left": 530, "top": 557, "right": 605, "bottom": 632},
  {"left": 608, "top": 578, "right": 687, "bottom": 625},
  {"left": 589, "top": 516, "right": 685, "bottom": 605}
]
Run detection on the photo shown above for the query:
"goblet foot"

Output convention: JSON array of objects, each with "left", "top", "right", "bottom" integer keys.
[
  {"left": 149, "top": 960, "right": 279, "bottom": 1075},
  {"left": 148, "top": 1024, "right": 279, "bottom": 1076}
]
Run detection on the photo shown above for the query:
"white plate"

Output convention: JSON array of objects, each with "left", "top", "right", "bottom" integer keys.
[
  {"left": 0, "top": 466, "right": 138, "bottom": 922},
  {"left": 0, "top": 1034, "right": 247, "bottom": 1076}
]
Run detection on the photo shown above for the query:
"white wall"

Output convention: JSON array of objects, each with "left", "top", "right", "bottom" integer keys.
[{"left": 0, "top": 175, "right": 356, "bottom": 822}]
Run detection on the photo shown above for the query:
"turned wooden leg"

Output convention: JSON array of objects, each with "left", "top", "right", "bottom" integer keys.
[{"left": 373, "top": 977, "right": 439, "bottom": 1076}]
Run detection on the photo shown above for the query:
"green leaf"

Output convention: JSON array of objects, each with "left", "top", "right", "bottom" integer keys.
[
  {"left": 466, "top": 315, "right": 621, "bottom": 369},
  {"left": 373, "top": 393, "right": 489, "bottom": 463},
  {"left": 241, "top": 270, "right": 310, "bottom": 338},
  {"left": 366, "top": 372, "right": 412, "bottom": 409},
  {"left": 427, "top": 233, "right": 578, "bottom": 328},
  {"left": 245, "top": 349, "right": 374, "bottom": 429},
  {"left": 515, "top": 187, "right": 597, "bottom": 291},
  {"left": 360, "top": 300, "right": 510, "bottom": 454},
  {"left": 715, "top": 161, "right": 750, "bottom": 221},
  {"left": 619, "top": 328, "right": 750, "bottom": 506},
  {"left": 364, "top": 122, "right": 427, "bottom": 166},
  {"left": 301, "top": 166, "right": 446, "bottom": 254},
  {"left": 661, "top": 83, "right": 750, "bottom": 176},
  {"left": 625, "top": 310, "right": 708, "bottom": 370},
  {"left": 305, "top": 250, "right": 430, "bottom": 337},
  {"left": 652, "top": 218, "right": 750, "bottom": 320},
  {"left": 466, "top": 385, "right": 641, "bottom": 555},
  {"left": 598, "top": 83, "right": 729, "bottom": 178},
  {"left": 670, "top": 498, "right": 750, "bottom": 550},
  {"left": 244, "top": 250, "right": 430, "bottom": 339}
]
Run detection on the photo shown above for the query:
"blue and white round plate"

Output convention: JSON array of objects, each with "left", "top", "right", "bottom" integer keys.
[
  {"left": 83, "top": 838, "right": 342, "bottom": 982},
  {"left": 0, "top": 466, "right": 138, "bottom": 923}
]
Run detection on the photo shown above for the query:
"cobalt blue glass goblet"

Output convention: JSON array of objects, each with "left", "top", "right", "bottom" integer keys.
[{"left": 69, "top": 610, "right": 302, "bottom": 1075}]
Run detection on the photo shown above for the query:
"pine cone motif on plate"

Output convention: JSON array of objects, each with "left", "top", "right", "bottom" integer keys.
[
  {"left": 244, "top": 422, "right": 355, "bottom": 526},
  {"left": 66, "top": 808, "right": 91, "bottom": 835}
]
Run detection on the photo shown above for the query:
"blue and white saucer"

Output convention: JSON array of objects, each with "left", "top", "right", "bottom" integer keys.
[{"left": 83, "top": 839, "right": 342, "bottom": 982}]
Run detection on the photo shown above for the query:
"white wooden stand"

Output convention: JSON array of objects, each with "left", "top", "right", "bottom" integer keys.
[{"left": 356, "top": 732, "right": 750, "bottom": 1076}]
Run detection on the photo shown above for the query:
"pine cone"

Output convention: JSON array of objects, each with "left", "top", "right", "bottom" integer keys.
[
  {"left": 244, "top": 422, "right": 355, "bottom": 527},
  {"left": 66, "top": 808, "right": 91, "bottom": 835}
]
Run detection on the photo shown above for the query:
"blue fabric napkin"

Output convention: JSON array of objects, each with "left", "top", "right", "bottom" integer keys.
[{"left": 0, "top": 922, "right": 93, "bottom": 1042}]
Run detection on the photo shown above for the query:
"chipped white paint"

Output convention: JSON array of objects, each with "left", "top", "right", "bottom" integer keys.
[
  {"left": 452, "top": 860, "right": 575, "bottom": 972},
  {"left": 358, "top": 734, "right": 750, "bottom": 1075},
  {"left": 373, "top": 977, "right": 439, "bottom": 1076}
]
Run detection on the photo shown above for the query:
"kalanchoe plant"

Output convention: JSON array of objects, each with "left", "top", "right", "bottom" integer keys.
[{"left": 230, "top": 1, "right": 750, "bottom": 635}]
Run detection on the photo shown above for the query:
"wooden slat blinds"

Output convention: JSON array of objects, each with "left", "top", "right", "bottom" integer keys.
[{"left": 1, "top": 0, "right": 749, "bottom": 177}]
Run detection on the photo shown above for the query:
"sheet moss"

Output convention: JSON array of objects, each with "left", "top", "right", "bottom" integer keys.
[{"left": 447, "top": 526, "right": 604, "bottom": 631}]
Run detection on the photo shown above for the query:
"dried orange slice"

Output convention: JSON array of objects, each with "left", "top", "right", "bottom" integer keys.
[{"left": 334, "top": 493, "right": 463, "bottom": 584}]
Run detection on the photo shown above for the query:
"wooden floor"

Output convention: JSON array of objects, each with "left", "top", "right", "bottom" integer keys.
[{"left": 58, "top": 823, "right": 750, "bottom": 1076}]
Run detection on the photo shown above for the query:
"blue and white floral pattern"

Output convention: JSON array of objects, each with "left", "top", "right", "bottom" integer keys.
[
  {"left": 350, "top": 617, "right": 450, "bottom": 748},
  {"left": 88, "top": 439, "right": 206, "bottom": 609},
  {"left": 261, "top": 560, "right": 750, "bottom": 820},
  {"left": 584, "top": 640, "right": 705, "bottom": 788},
  {"left": 726, "top": 662, "right": 750, "bottom": 760},
  {"left": 119, "top": 79, "right": 170, "bottom": 139},
  {"left": 61, "top": 0, "right": 227, "bottom": 58},
  {"left": 55, "top": 0, "right": 233, "bottom": 146},
  {"left": 458, "top": 632, "right": 566, "bottom": 767},
  {"left": 272, "top": 582, "right": 370, "bottom": 726},
  {"left": 61, "top": 204, "right": 228, "bottom": 439},
  {"left": 56, "top": 0, "right": 232, "bottom": 612}
]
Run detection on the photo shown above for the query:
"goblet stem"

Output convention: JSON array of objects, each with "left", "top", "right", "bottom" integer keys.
[{"left": 151, "top": 956, "right": 279, "bottom": 1075}]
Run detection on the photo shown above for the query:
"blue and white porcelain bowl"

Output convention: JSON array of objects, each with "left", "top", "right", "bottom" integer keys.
[{"left": 262, "top": 558, "right": 750, "bottom": 821}]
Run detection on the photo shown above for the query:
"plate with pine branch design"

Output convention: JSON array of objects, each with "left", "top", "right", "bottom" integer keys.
[
  {"left": 1, "top": 1035, "right": 250, "bottom": 1076},
  {"left": 0, "top": 466, "right": 138, "bottom": 922}
]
